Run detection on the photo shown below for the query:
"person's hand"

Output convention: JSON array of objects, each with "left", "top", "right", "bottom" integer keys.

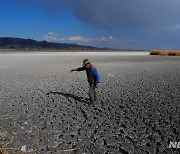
[
  {"left": 70, "top": 69, "right": 75, "bottom": 73},
  {"left": 95, "top": 83, "right": 99, "bottom": 88},
  {"left": 70, "top": 69, "right": 74, "bottom": 73}
]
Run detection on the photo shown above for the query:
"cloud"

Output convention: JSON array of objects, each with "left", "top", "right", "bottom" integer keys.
[
  {"left": 94, "top": 36, "right": 134, "bottom": 42},
  {"left": 42, "top": 32, "right": 132, "bottom": 43},
  {"left": 69, "top": 0, "right": 180, "bottom": 29},
  {"left": 47, "top": 32, "right": 56, "bottom": 36},
  {"left": 17, "top": 0, "right": 180, "bottom": 30},
  {"left": 168, "top": 24, "right": 180, "bottom": 31},
  {"left": 43, "top": 32, "right": 59, "bottom": 41},
  {"left": 43, "top": 33, "right": 90, "bottom": 42},
  {"left": 96, "top": 36, "right": 114, "bottom": 42},
  {"left": 68, "top": 36, "right": 90, "bottom": 42}
]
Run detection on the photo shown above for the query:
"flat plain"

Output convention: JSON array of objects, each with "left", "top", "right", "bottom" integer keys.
[{"left": 0, "top": 51, "right": 179, "bottom": 154}]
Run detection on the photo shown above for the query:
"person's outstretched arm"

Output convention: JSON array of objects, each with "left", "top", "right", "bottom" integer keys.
[
  {"left": 70, "top": 66, "right": 85, "bottom": 72},
  {"left": 70, "top": 68, "right": 78, "bottom": 72}
]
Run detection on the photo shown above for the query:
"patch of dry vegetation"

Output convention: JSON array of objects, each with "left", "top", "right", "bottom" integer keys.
[{"left": 150, "top": 50, "right": 180, "bottom": 56}]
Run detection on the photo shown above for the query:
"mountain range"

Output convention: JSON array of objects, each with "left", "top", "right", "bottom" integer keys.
[{"left": 0, "top": 37, "right": 105, "bottom": 50}]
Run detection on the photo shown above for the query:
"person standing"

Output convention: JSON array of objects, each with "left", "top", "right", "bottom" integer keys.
[{"left": 70, "top": 59, "right": 100, "bottom": 104}]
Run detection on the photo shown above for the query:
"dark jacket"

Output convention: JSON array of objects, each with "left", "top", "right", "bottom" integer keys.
[{"left": 77, "top": 64, "right": 100, "bottom": 84}]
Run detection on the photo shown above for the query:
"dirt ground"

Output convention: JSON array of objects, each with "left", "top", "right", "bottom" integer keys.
[{"left": 0, "top": 52, "right": 179, "bottom": 154}]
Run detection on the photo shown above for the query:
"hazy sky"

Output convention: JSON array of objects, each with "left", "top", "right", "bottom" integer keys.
[{"left": 1, "top": 0, "right": 180, "bottom": 49}]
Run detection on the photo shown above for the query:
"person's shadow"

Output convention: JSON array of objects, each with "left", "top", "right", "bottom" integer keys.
[{"left": 47, "top": 91, "right": 89, "bottom": 104}]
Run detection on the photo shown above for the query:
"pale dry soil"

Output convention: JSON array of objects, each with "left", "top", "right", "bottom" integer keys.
[{"left": 0, "top": 52, "right": 179, "bottom": 154}]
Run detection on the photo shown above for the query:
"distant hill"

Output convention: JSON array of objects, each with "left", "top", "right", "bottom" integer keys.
[{"left": 0, "top": 37, "right": 101, "bottom": 50}]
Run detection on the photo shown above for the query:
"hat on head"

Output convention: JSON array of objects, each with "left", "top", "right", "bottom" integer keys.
[{"left": 83, "top": 59, "right": 91, "bottom": 65}]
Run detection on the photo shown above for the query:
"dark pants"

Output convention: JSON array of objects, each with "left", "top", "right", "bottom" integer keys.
[{"left": 88, "top": 82, "right": 96, "bottom": 104}]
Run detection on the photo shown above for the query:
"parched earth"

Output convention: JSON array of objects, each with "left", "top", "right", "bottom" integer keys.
[{"left": 0, "top": 52, "right": 180, "bottom": 154}]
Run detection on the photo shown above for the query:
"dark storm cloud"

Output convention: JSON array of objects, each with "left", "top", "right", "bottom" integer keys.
[
  {"left": 17, "top": 0, "right": 180, "bottom": 29},
  {"left": 16, "top": 0, "right": 180, "bottom": 30},
  {"left": 67, "top": 0, "right": 180, "bottom": 29}
]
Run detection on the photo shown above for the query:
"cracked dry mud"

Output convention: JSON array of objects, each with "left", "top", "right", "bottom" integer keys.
[{"left": 0, "top": 52, "right": 180, "bottom": 154}]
